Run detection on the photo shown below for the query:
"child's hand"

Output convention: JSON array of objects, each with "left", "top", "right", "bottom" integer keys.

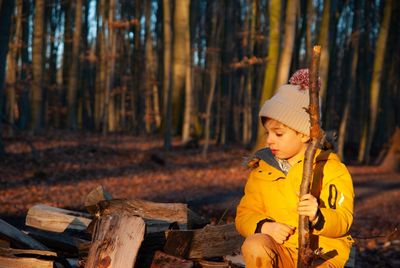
[
  {"left": 298, "top": 193, "right": 319, "bottom": 223},
  {"left": 261, "top": 222, "right": 295, "bottom": 244}
]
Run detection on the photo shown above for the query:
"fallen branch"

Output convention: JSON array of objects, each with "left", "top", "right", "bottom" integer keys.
[{"left": 297, "top": 45, "right": 323, "bottom": 268}]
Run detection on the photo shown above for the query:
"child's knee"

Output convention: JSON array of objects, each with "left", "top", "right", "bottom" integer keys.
[{"left": 241, "top": 233, "right": 277, "bottom": 258}]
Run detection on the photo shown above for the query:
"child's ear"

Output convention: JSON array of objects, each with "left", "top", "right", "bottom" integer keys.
[{"left": 299, "top": 133, "right": 310, "bottom": 143}]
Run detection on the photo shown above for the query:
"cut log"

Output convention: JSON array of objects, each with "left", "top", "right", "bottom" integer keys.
[
  {"left": 164, "top": 223, "right": 244, "bottom": 259},
  {"left": 25, "top": 227, "right": 90, "bottom": 255},
  {"left": 0, "top": 218, "right": 48, "bottom": 250},
  {"left": 97, "top": 199, "right": 188, "bottom": 224},
  {"left": 0, "top": 255, "right": 53, "bottom": 268},
  {"left": 150, "top": 250, "right": 193, "bottom": 268},
  {"left": 85, "top": 214, "right": 145, "bottom": 268},
  {"left": 26, "top": 204, "right": 92, "bottom": 233},
  {"left": 84, "top": 185, "right": 113, "bottom": 215}
]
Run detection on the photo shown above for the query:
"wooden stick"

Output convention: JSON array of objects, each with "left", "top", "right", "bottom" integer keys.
[{"left": 297, "top": 45, "right": 322, "bottom": 268}]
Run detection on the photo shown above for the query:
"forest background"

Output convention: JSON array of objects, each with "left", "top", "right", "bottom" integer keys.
[
  {"left": 0, "top": 0, "right": 398, "bottom": 162},
  {"left": 0, "top": 0, "right": 400, "bottom": 266}
]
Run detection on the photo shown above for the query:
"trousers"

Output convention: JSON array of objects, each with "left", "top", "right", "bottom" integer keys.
[{"left": 241, "top": 234, "right": 338, "bottom": 268}]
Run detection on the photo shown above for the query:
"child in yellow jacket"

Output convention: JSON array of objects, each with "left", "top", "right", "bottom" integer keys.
[{"left": 235, "top": 69, "right": 354, "bottom": 268}]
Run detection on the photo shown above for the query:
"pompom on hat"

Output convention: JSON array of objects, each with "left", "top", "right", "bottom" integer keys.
[{"left": 259, "top": 69, "right": 320, "bottom": 136}]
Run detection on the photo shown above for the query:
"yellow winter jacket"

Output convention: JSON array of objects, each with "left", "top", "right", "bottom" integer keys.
[{"left": 235, "top": 148, "right": 354, "bottom": 267}]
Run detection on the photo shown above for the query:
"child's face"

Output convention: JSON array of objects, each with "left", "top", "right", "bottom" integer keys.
[{"left": 263, "top": 119, "right": 309, "bottom": 161}]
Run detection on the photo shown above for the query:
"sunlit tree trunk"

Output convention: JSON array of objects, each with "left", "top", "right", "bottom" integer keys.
[
  {"left": 0, "top": 0, "right": 15, "bottom": 155},
  {"left": 182, "top": 22, "right": 192, "bottom": 142},
  {"left": 243, "top": 0, "right": 257, "bottom": 145},
  {"left": 275, "top": 0, "right": 297, "bottom": 87},
  {"left": 360, "top": 0, "right": 392, "bottom": 163},
  {"left": 67, "top": 0, "right": 82, "bottom": 129},
  {"left": 318, "top": 0, "right": 331, "bottom": 110},
  {"left": 104, "top": 0, "right": 117, "bottom": 133},
  {"left": 171, "top": 0, "right": 189, "bottom": 135},
  {"left": 162, "top": 0, "right": 171, "bottom": 125},
  {"left": 305, "top": 0, "right": 313, "bottom": 66},
  {"left": 144, "top": 0, "right": 159, "bottom": 133},
  {"left": 31, "top": 0, "right": 45, "bottom": 131},
  {"left": 5, "top": 0, "right": 22, "bottom": 136},
  {"left": 253, "top": 0, "right": 281, "bottom": 151}
]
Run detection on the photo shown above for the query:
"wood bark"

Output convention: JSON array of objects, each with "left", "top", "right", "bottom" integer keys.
[
  {"left": 150, "top": 250, "right": 193, "bottom": 268},
  {"left": 85, "top": 212, "right": 145, "bottom": 268},
  {"left": 253, "top": 0, "right": 281, "bottom": 151},
  {"left": 163, "top": 223, "right": 244, "bottom": 259},
  {"left": 26, "top": 227, "right": 90, "bottom": 255},
  {"left": 202, "top": 1, "right": 222, "bottom": 157},
  {"left": 275, "top": 0, "right": 297, "bottom": 87},
  {"left": 162, "top": 0, "right": 173, "bottom": 149},
  {"left": 31, "top": 0, "right": 45, "bottom": 131},
  {"left": 171, "top": 0, "right": 189, "bottom": 134},
  {"left": 182, "top": 15, "right": 192, "bottom": 143},
  {"left": 26, "top": 204, "right": 92, "bottom": 233},
  {"left": 337, "top": 1, "right": 360, "bottom": 160},
  {"left": 0, "top": 256, "right": 53, "bottom": 268},
  {"left": 317, "top": 0, "right": 331, "bottom": 111},
  {"left": 0, "top": 218, "right": 48, "bottom": 250},
  {"left": 298, "top": 46, "right": 322, "bottom": 268},
  {"left": 5, "top": 0, "right": 22, "bottom": 135},
  {"left": 67, "top": 0, "right": 82, "bottom": 129},
  {"left": 363, "top": 0, "right": 393, "bottom": 163}
]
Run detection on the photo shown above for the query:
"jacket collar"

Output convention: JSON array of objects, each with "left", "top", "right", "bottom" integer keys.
[{"left": 255, "top": 148, "right": 337, "bottom": 174}]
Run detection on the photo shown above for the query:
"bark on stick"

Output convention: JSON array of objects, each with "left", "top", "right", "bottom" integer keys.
[{"left": 297, "top": 45, "right": 322, "bottom": 268}]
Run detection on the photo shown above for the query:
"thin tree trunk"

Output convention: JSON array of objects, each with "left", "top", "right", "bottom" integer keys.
[
  {"left": 162, "top": 0, "right": 171, "bottom": 127},
  {"left": 95, "top": 0, "right": 106, "bottom": 131},
  {"left": 104, "top": 0, "right": 116, "bottom": 134},
  {"left": 31, "top": 0, "right": 45, "bottom": 132},
  {"left": 363, "top": 0, "right": 392, "bottom": 163},
  {"left": 5, "top": 0, "right": 22, "bottom": 136},
  {"left": 253, "top": 0, "right": 281, "bottom": 151},
  {"left": 202, "top": 1, "right": 222, "bottom": 157},
  {"left": 275, "top": 0, "right": 297, "bottom": 87},
  {"left": 317, "top": 0, "right": 331, "bottom": 111},
  {"left": 67, "top": 0, "right": 82, "bottom": 129},
  {"left": 182, "top": 24, "right": 192, "bottom": 142},
  {"left": 0, "top": 0, "right": 15, "bottom": 155},
  {"left": 338, "top": 1, "right": 360, "bottom": 160}
]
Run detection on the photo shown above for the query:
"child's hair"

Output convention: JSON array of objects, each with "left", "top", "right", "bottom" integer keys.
[{"left": 259, "top": 69, "right": 318, "bottom": 136}]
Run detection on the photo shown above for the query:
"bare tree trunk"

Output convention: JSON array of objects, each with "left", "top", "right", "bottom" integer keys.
[
  {"left": 67, "top": 0, "right": 82, "bottom": 130},
  {"left": 253, "top": 0, "right": 281, "bottom": 151},
  {"left": 338, "top": 1, "right": 360, "bottom": 160},
  {"left": 317, "top": 0, "right": 331, "bottom": 111},
  {"left": 163, "top": 0, "right": 172, "bottom": 149},
  {"left": 202, "top": 1, "right": 222, "bottom": 157},
  {"left": 0, "top": 0, "right": 15, "bottom": 155},
  {"left": 5, "top": 0, "right": 22, "bottom": 136},
  {"left": 104, "top": 0, "right": 117, "bottom": 134},
  {"left": 171, "top": 0, "right": 189, "bottom": 135},
  {"left": 31, "top": 0, "right": 45, "bottom": 132},
  {"left": 95, "top": 0, "right": 106, "bottom": 131},
  {"left": 182, "top": 23, "right": 192, "bottom": 143},
  {"left": 362, "top": 0, "right": 393, "bottom": 163},
  {"left": 275, "top": 0, "right": 297, "bottom": 87}
]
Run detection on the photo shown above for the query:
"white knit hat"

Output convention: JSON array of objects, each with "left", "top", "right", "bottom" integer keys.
[{"left": 259, "top": 69, "right": 317, "bottom": 136}]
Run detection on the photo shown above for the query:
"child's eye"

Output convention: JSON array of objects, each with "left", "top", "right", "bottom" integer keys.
[{"left": 276, "top": 133, "right": 283, "bottom": 137}]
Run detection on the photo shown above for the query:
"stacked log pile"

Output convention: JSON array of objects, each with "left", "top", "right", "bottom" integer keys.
[{"left": 0, "top": 186, "right": 245, "bottom": 268}]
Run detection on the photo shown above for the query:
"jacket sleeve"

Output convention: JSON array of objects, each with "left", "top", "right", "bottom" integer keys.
[
  {"left": 312, "top": 161, "right": 354, "bottom": 238},
  {"left": 235, "top": 169, "right": 271, "bottom": 237}
]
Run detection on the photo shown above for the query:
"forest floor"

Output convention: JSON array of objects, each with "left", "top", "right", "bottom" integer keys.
[{"left": 0, "top": 131, "right": 399, "bottom": 267}]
